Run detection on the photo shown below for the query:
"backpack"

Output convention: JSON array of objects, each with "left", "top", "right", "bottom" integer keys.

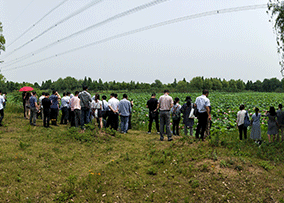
[
  {"left": 172, "top": 105, "right": 180, "bottom": 120},
  {"left": 244, "top": 111, "right": 250, "bottom": 127}
]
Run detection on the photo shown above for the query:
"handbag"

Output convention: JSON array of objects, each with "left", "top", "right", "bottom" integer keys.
[
  {"left": 244, "top": 111, "right": 250, "bottom": 127},
  {"left": 189, "top": 103, "right": 196, "bottom": 119},
  {"left": 150, "top": 111, "right": 157, "bottom": 118},
  {"left": 189, "top": 108, "right": 195, "bottom": 119}
]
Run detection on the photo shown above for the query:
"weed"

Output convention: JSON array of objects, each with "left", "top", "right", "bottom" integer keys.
[
  {"left": 259, "top": 161, "right": 274, "bottom": 171},
  {"left": 189, "top": 179, "right": 199, "bottom": 188},
  {"left": 220, "top": 160, "right": 227, "bottom": 168},
  {"left": 19, "top": 141, "right": 30, "bottom": 150},
  {"left": 146, "top": 167, "right": 157, "bottom": 175},
  {"left": 234, "top": 165, "right": 243, "bottom": 171}
]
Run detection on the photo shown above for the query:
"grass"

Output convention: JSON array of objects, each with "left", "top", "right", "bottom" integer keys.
[{"left": 0, "top": 104, "right": 284, "bottom": 202}]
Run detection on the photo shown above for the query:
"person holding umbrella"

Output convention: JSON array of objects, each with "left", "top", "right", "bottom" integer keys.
[{"left": 19, "top": 86, "right": 34, "bottom": 119}]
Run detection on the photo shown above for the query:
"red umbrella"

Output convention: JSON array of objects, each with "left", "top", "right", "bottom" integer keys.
[{"left": 19, "top": 86, "right": 34, "bottom": 92}]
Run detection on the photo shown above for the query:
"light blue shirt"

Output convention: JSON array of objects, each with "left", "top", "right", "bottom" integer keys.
[
  {"left": 118, "top": 99, "right": 131, "bottom": 116},
  {"left": 195, "top": 95, "right": 210, "bottom": 113}
]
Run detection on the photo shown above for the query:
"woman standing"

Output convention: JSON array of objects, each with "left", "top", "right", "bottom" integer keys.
[
  {"left": 236, "top": 104, "right": 248, "bottom": 140},
  {"left": 171, "top": 97, "right": 181, "bottom": 136},
  {"left": 91, "top": 94, "right": 103, "bottom": 129},
  {"left": 250, "top": 108, "right": 261, "bottom": 142},
  {"left": 180, "top": 96, "right": 194, "bottom": 136},
  {"left": 265, "top": 106, "right": 278, "bottom": 143},
  {"left": 25, "top": 92, "right": 31, "bottom": 119}
]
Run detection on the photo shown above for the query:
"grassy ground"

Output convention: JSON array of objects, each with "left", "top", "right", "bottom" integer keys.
[{"left": 0, "top": 104, "right": 284, "bottom": 202}]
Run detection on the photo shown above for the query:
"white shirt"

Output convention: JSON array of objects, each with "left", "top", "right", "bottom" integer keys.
[
  {"left": 61, "top": 96, "right": 70, "bottom": 108},
  {"left": 108, "top": 97, "right": 119, "bottom": 111},
  {"left": 195, "top": 95, "right": 210, "bottom": 113},
  {"left": 0, "top": 95, "right": 5, "bottom": 110},
  {"left": 91, "top": 100, "right": 102, "bottom": 109},
  {"left": 237, "top": 110, "right": 246, "bottom": 126},
  {"left": 39, "top": 95, "right": 45, "bottom": 107}
]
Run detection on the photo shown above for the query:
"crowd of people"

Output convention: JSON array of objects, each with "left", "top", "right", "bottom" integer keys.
[
  {"left": 146, "top": 89, "right": 211, "bottom": 141},
  {"left": 237, "top": 104, "right": 284, "bottom": 143},
  {"left": 2, "top": 87, "right": 283, "bottom": 143},
  {"left": 21, "top": 86, "right": 133, "bottom": 133}
]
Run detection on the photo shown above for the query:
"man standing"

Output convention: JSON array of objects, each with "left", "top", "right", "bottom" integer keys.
[
  {"left": 101, "top": 95, "right": 109, "bottom": 127},
  {"left": 29, "top": 91, "right": 38, "bottom": 126},
  {"left": 108, "top": 93, "right": 120, "bottom": 130},
  {"left": 42, "top": 93, "right": 51, "bottom": 128},
  {"left": 146, "top": 93, "right": 159, "bottom": 134},
  {"left": 50, "top": 90, "right": 61, "bottom": 126},
  {"left": 118, "top": 94, "right": 132, "bottom": 133},
  {"left": 0, "top": 91, "right": 5, "bottom": 126},
  {"left": 195, "top": 89, "right": 211, "bottom": 141},
  {"left": 38, "top": 92, "right": 45, "bottom": 119},
  {"left": 78, "top": 86, "right": 92, "bottom": 129},
  {"left": 158, "top": 90, "right": 173, "bottom": 141},
  {"left": 70, "top": 91, "right": 81, "bottom": 127},
  {"left": 60, "top": 92, "right": 70, "bottom": 125}
]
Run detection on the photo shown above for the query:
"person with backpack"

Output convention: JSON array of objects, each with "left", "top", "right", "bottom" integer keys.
[
  {"left": 180, "top": 96, "right": 195, "bottom": 136},
  {"left": 236, "top": 104, "right": 249, "bottom": 140},
  {"left": 171, "top": 97, "right": 181, "bottom": 136},
  {"left": 265, "top": 106, "right": 278, "bottom": 143},
  {"left": 276, "top": 104, "right": 284, "bottom": 142}
]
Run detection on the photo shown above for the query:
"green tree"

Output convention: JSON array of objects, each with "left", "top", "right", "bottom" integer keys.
[
  {"left": 268, "top": 2, "right": 284, "bottom": 74},
  {"left": 252, "top": 80, "right": 262, "bottom": 91},
  {"left": 221, "top": 79, "right": 229, "bottom": 90},
  {"left": 203, "top": 78, "right": 213, "bottom": 90},
  {"left": 0, "top": 22, "right": 5, "bottom": 52},
  {"left": 189, "top": 77, "right": 203, "bottom": 90},
  {"left": 236, "top": 79, "right": 245, "bottom": 91},
  {"left": 211, "top": 78, "right": 222, "bottom": 90},
  {"left": 228, "top": 80, "right": 237, "bottom": 92}
]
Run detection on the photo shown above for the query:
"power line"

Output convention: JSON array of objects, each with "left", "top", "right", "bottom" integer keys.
[
  {"left": 7, "top": 0, "right": 70, "bottom": 48},
  {"left": 3, "top": 0, "right": 103, "bottom": 58},
  {"left": 1, "top": 0, "right": 171, "bottom": 68},
  {"left": 11, "top": 0, "right": 36, "bottom": 24},
  {"left": 1, "top": 4, "right": 267, "bottom": 72}
]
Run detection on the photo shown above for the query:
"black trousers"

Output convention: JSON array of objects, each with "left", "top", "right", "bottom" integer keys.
[
  {"left": 107, "top": 111, "right": 118, "bottom": 130},
  {"left": 238, "top": 124, "right": 247, "bottom": 140},
  {"left": 23, "top": 101, "right": 26, "bottom": 117},
  {"left": 0, "top": 109, "right": 4, "bottom": 124},
  {"left": 43, "top": 109, "right": 50, "bottom": 127},
  {"left": 172, "top": 118, "right": 180, "bottom": 135},
  {"left": 50, "top": 108, "right": 58, "bottom": 125},
  {"left": 60, "top": 107, "right": 68, "bottom": 124},
  {"left": 195, "top": 112, "right": 208, "bottom": 140},
  {"left": 148, "top": 113, "right": 159, "bottom": 132}
]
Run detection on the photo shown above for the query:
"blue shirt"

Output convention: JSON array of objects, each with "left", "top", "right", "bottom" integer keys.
[
  {"left": 118, "top": 99, "right": 131, "bottom": 116},
  {"left": 29, "top": 96, "right": 37, "bottom": 108},
  {"left": 50, "top": 95, "right": 59, "bottom": 109}
]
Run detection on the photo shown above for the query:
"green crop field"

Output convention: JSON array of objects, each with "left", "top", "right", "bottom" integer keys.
[{"left": 0, "top": 91, "right": 284, "bottom": 202}]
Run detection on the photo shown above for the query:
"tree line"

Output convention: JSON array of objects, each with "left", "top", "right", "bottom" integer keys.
[{"left": 0, "top": 74, "right": 284, "bottom": 93}]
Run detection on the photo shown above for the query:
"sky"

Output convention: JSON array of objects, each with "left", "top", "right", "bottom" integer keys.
[{"left": 0, "top": 0, "right": 281, "bottom": 84}]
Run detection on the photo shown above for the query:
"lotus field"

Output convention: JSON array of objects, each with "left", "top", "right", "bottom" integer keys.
[{"left": 129, "top": 92, "right": 282, "bottom": 135}]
